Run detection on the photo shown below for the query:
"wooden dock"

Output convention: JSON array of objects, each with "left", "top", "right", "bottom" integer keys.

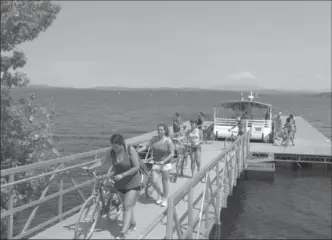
[
  {"left": 30, "top": 140, "right": 243, "bottom": 239},
  {"left": 249, "top": 116, "right": 331, "bottom": 157},
  {"left": 3, "top": 120, "right": 247, "bottom": 240},
  {"left": 2, "top": 116, "right": 330, "bottom": 240}
]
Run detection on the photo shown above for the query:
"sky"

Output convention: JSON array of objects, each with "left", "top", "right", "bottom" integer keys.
[{"left": 18, "top": 1, "right": 331, "bottom": 91}]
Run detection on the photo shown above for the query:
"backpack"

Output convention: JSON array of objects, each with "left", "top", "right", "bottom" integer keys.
[{"left": 127, "top": 145, "right": 149, "bottom": 187}]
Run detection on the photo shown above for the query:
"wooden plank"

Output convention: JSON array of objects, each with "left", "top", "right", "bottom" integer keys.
[
  {"left": 244, "top": 163, "right": 275, "bottom": 172},
  {"left": 29, "top": 122, "right": 215, "bottom": 239},
  {"left": 29, "top": 141, "right": 225, "bottom": 239},
  {"left": 249, "top": 116, "right": 331, "bottom": 156}
]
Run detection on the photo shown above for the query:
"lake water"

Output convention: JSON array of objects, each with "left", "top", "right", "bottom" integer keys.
[{"left": 12, "top": 88, "right": 332, "bottom": 239}]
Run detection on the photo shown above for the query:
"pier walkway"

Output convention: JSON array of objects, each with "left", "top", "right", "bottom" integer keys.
[
  {"left": 2, "top": 116, "right": 330, "bottom": 239},
  {"left": 2, "top": 120, "right": 250, "bottom": 239},
  {"left": 250, "top": 116, "right": 331, "bottom": 157},
  {"left": 31, "top": 139, "right": 246, "bottom": 239}
]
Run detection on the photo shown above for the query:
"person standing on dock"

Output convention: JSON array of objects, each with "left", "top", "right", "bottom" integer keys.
[
  {"left": 186, "top": 119, "right": 204, "bottom": 177},
  {"left": 173, "top": 112, "right": 183, "bottom": 135},
  {"left": 84, "top": 134, "right": 141, "bottom": 239},
  {"left": 284, "top": 115, "right": 296, "bottom": 146},
  {"left": 138, "top": 123, "right": 174, "bottom": 207},
  {"left": 197, "top": 112, "right": 205, "bottom": 130},
  {"left": 273, "top": 112, "right": 283, "bottom": 141},
  {"left": 228, "top": 116, "right": 245, "bottom": 138}
]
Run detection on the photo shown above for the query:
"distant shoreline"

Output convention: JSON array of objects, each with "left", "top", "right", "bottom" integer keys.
[{"left": 25, "top": 84, "right": 330, "bottom": 95}]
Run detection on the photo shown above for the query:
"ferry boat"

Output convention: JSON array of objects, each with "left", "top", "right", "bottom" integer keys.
[{"left": 213, "top": 91, "right": 273, "bottom": 143}]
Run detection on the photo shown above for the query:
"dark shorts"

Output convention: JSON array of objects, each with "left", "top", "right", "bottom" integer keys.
[
  {"left": 173, "top": 126, "right": 180, "bottom": 133},
  {"left": 238, "top": 131, "right": 245, "bottom": 136},
  {"left": 117, "top": 186, "right": 140, "bottom": 194},
  {"left": 191, "top": 145, "right": 201, "bottom": 152}
]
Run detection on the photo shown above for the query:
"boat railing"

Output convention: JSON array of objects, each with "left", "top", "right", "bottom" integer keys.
[
  {"left": 137, "top": 131, "right": 251, "bottom": 239},
  {"left": 1, "top": 123, "right": 191, "bottom": 239},
  {"left": 214, "top": 118, "right": 271, "bottom": 128}
]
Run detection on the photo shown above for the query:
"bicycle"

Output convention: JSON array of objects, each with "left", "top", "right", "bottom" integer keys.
[
  {"left": 224, "top": 131, "right": 238, "bottom": 148},
  {"left": 170, "top": 138, "right": 192, "bottom": 183},
  {"left": 202, "top": 125, "right": 214, "bottom": 144},
  {"left": 132, "top": 145, "right": 158, "bottom": 200},
  {"left": 74, "top": 170, "right": 122, "bottom": 239}
]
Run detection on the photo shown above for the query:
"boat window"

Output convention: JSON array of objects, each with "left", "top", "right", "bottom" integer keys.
[{"left": 215, "top": 102, "right": 271, "bottom": 120}]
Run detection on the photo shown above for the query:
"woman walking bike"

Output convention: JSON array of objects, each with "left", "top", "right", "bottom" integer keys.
[
  {"left": 83, "top": 134, "right": 142, "bottom": 239},
  {"left": 74, "top": 170, "right": 122, "bottom": 239},
  {"left": 186, "top": 119, "right": 203, "bottom": 177},
  {"left": 138, "top": 123, "right": 175, "bottom": 207},
  {"left": 170, "top": 137, "right": 191, "bottom": 182}
]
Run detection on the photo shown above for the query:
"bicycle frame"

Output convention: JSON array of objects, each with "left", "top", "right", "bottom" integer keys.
[{"left": 88, "top": 171, "right": 117, "bottom": 209}]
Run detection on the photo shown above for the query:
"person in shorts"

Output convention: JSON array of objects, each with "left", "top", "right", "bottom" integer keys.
[
  {"left": 85, "top": 134, "right": 141, "bottom": 239},
  {"left": 228, "top": 116, "right": 245, "bottom": 138},
  {"left": 172, "top": 112, "right": 183, "bottom": 135},
  {"left": 186, "top": 119, "right": 203, "bottom": 177},
  {"left": 138, "top": 123, "right": 174, "bottom": 207},
  {"left": 197, "top": 112, "right": 205, "bottom": 130}
]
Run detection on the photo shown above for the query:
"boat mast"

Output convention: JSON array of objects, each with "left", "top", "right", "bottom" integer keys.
[{"left": 248, "top": 91, "right": 254, "bottom": 102}]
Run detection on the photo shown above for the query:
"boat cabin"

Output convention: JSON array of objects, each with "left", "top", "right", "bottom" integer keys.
[{"left": 213, "top": 91, "right": 273, "bottom": 142}]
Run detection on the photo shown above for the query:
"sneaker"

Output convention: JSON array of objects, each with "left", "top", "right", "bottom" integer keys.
[
  {"left": 156, "top": 196, "right": 163, "bottom": 205},
  {"left": 128, "top": 222, "right": 136, "bottom": 233},
  {"left": 115, "top": 233, "right": 125, "bottom": 239},
  {"left": 160, "top": 199, "right": 167, "bottom": 207}
]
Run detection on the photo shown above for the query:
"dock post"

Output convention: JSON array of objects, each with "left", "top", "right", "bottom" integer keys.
[{"left": 166, "top": 198, "right": 174, "bottom": 239}]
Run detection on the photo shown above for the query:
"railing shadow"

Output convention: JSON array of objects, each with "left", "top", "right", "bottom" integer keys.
[{"left": 62, "top": 217, "right": 123, "bottom": 239}]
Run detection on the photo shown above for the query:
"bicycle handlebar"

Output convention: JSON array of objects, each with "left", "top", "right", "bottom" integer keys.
[{"left": 83, "top": 168, "right": 115, "bottom": 184}]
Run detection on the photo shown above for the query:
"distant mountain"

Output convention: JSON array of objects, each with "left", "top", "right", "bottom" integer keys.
[
  {"left": 207, "top": 83, "right": 266, "bottom": 92},
  {"left": 316, "top": 92, "right": 332, "bottom": 98},
  {"left": 28, "top": 84, "right": 74, "bottom": 89},
  {"left": 27, "top": 84, "right": 330, "bottom": 95}
]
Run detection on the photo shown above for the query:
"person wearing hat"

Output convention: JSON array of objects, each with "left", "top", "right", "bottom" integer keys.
[{"left": 228, "top": 116, "right": 245, "bottom": 139}]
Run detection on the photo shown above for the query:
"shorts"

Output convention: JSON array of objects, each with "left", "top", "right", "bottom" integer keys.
[
  {"left": 152, "top": 162, "right": 173, "bottom": 172},
  {"left": 191, "top": 145, "right": 201, "bottom": 152},
  {"left": 238, "top": 131, "right": 244, "bottom": 136},
  {"left": 117, "top": 186, "right": 141, "bottom": 194}
]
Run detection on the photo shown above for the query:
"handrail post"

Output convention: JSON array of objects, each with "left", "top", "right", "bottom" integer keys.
[
  {"left": 187, "top": 188, "right": 194, "bottom": 238},
  {"left": 58, "top": 164, "right": 64, "bottom": 221},
  {"left": 7, "top": 173, "right": 14, "bottom": 239},
  {"left": 216, "top": 162, "right": 221, "bottom": 220},
  {"left": 166, "top": 198, "right": 174, "bottom": 239}
]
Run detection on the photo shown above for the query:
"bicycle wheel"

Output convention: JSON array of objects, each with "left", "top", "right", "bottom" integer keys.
[
  {"left": 170, "top": 158, "right": 179, "bottom": 183},
  {"left": 145, "top": 176, "right": 157, "bottom": 199},
  {"left": 180, "top": 154, "right": 188, "bottom": 176},
  {"left": 204, "top": 131, "right": 214, "bottom": 144},
  {"left": 105, "top": 192, "right": 122, "bottom": 221},
  {"left": 74, "top": 195, "right": 101, "bottom": 239},
  {"left": 224, "top": 136, "right": 234, "bottom": 148}
]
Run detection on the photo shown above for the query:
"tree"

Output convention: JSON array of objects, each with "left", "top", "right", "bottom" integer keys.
[{"left": 1, "top": 1, "right": 61, "bottom": 238}]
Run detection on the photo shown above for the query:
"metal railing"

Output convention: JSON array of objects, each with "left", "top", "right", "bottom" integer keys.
[
  {"left": 214, "top": 118, "right": 271, "bottom": 128},
  {"left": 137, "top": 131, "right": 250, "bottom": 239},
  {"left": 0, "top": 122, "right": 193, "bottom": 239}
]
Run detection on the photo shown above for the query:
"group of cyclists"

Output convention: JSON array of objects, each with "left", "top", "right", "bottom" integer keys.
[
  {"left": 83, "top": 112, "right": 206, "bottom": 239},
  {"left": 273, "top": 113, "right": 297, "bottom": 146},
  {"left": 81, "top": 111, "right": 296, "bottom": 239}
]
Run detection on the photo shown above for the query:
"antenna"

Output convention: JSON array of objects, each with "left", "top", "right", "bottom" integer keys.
[{"left": 248, "top": 91, "right": 254, "bottom": 102}]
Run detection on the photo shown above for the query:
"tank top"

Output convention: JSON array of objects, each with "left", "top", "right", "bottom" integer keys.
[
  {"left": 197, "top": 117, "right": 204, "bottom": 130},
  {"left": 110, "top": 150, "right": 141, "bottom": 190},
  {"left": 187, "top": 128, "right": 200, "bottom": 145},
  {"left": 237, "top": 121, "right": 245, "bottom": 134},
  {"left": 150, "top": 136, "right": 172, "bottom": 163}
]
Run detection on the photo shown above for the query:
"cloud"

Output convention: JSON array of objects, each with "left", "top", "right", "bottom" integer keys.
[{"left": 229, "top": 71, "right": 256, "bottom": 81}]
